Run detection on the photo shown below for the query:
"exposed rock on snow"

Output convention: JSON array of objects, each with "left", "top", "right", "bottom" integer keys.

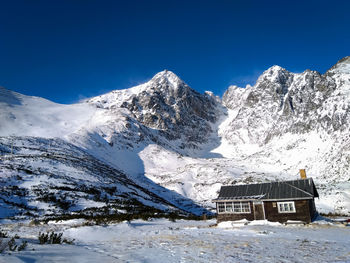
[
  {"left": 0, "top": 137, "right": 201, "bottom": 218},
  {"left": 87, "top": 70, "right": 219, "bottom": 150},
  {"left": 1, "top": 58, "right": 350, "bottom": 218}
]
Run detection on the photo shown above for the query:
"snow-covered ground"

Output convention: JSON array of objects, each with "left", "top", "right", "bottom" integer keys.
[{"left": 1, "top": 218, "right": 349, "bottom": 263}]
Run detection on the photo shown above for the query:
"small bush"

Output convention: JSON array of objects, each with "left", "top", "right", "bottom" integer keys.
[
  {"left": 38, "top": 232, "right": 49, "bottom": 244},
  {"left": 38, "top": 232, "right": 73, "bottom": 245},
  {"left": 0, "top": 230, "right": 8, "bottom": 238},
  {"left": 8, "top": 238, "right": 17, "bottom": 251},
  {"left": 39, "top": 232, "right": 62, "bottom": 244},
  {"left": 17, "top": 241, "right": 28, "bottom": 251},
  {"left": 50, "top": 232, "right": 63, "bottom": 244},
  {"left": 0, "top": 237, "right": 28, "bottom": 253}
]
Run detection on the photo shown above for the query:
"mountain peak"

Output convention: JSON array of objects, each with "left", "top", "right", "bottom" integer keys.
[
  {"left": 264, "top": 65, "right": 289, "bottom": 75},
  {"left": 257, "top": 65, "right": 291, "bottom": 84},
  {"left": 326, "top": 56, "right": 350, "bottom": 74},
  {"left": 150, "top": 70, "right": 186, "bottom": 89}
]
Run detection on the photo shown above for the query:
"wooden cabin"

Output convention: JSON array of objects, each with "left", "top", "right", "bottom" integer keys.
[{"left": 213, "top": 178, "right": 319, "bottom": 224}]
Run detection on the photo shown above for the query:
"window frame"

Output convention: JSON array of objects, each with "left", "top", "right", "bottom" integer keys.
[
  {"left": 218, "top": 202, "right": 225, "bottom": 213},
  {"left": 217, "top": 201, "right": 251, "bottom": 214},
  {"left": 277, "top": 201, "right": 296, "bottom": 213}
]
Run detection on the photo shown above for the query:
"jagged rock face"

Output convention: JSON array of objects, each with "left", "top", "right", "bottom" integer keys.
[
  {"left": 1, "top": 58, "right": 350, "bottom": 217},
  {"left": 326, "top": 56, "right": 350, "bottom": 76},
  {"left": 222, "top": 62, "right": 349, "bottom": 144},
  {"left": 88, "top": 71, "right": 219, "bottom": 149},
  {"left": 222, "top": 85, "right": 246, "bottom": 110},
  {"left": 217, "top": 58, "right": 350, "bottom": 214}
]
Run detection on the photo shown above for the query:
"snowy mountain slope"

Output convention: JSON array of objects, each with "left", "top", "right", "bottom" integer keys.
[
  {"left": 221, "top": 67, "right": 337, "bottom": 145},
  {"left": 120, "top": 60, "right": 350, "bottom": 214},
  {"left": 0, "top": 87, "right": 97, "bottom": 138},
  {"left": 222, "top": 56, "right": 350, "bottom": 145},
  {"left": 326, "top": 56, "right": 350, "bottom": 75},
  {"left": 86, "top": 70, "right": 221, "bottom": 153},
  {"left": 1, "top": 58, "right": 350, "bottom": 218},
  {"left": 0, "top": 77, "right": 217, "bottom": 218},
  {"left": 138, "top": 144, "right": 286, "bottom": 209},
  {"left": 0, "top": 136, "right": 209, "bottom": 218},
  {"left": 212, "top": 57, "right": 350, "bottom": 214}
]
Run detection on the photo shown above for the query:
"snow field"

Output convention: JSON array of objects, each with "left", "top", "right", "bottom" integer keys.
[
  {"left": 1, "top": 219, "right": 349, "bottom": 263},
  {"left": 0, "top": 87, "right": 97, "bottom": 138}
]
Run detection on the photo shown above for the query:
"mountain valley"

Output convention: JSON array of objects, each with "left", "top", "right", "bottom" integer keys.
[{"left": 1, "top": 57, "right": 350, "bottom": 219}]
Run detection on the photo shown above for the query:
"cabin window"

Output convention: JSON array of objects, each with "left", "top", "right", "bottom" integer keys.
[
  {"left": 277, "top": 201, "right": 296, "bottom": 213},
  {"left": 232, "top": 202, "right": 251, "bottom": 213},
  {"left": 226, "top": 202, "right": 233, "bottom": 212},
  {"left": 241, "top": 202, "right": 251, "bottom": 213},
  {"left": 217, "top": 202, "right": 251, "bottom": 214},
  {"left": 233, "top": 202, "right": 241, "bottom": 212},
  {"left": 218, "top": 203, "right": 225, "bottom": 213}
]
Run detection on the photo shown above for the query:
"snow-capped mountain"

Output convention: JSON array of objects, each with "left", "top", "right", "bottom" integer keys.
[
  {"left": 1, "top": 57, "right": 350, "bottom": 219},
  {"left": 0, "top": 136, "right": 191, "bottom": 218},
  {"left": 85, "top": 70, "right": 220, "bottom": 152},
  {"left": 216, "top": 57, "right": 350, "bottom": 213}
]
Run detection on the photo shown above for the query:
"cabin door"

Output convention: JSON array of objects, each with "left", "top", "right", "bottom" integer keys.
[{"left": 253, "top": 202, "right": 265, "bottom": 220}]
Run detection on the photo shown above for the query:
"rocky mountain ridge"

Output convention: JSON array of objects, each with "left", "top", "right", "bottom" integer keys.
[
  {"left": 86, "top": 70, "right": 220, "bottom": 151},
  {"left": 222, "top": 63, "right": 349, "bottom": 145},
  {"left": 1, "top": 57, "right": 350, "bottom": 219}
]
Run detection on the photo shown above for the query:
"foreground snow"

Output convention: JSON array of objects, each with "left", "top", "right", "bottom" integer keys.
[{"left": 1, "top": 219, "right": 349, "bottom": 263}]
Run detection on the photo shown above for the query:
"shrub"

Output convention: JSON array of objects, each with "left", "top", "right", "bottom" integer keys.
[
  {"left": 17, "top": 241, "right": 28, "bottom": 251},
  {"left": 38, "top": 232, "right": 73, "bottom": 245},
  {"left": 0, "top": 230, "right": 8, "bottom": 238},
  {"left": 39, "top": 232, "right": 63, "bottom": 244},
  {"left": 8, "top": 237, "right": 17, "bottom": 251},
  {"left": 0, "top": 237, "right": 28, "bottom": 253},
  {"left": 38, "top": 232, "right": 49, "bottom": 244}
]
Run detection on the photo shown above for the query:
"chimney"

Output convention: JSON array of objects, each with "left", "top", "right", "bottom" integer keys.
[{"left": 299, "top": 169, "right": 307, "bottom": 179}]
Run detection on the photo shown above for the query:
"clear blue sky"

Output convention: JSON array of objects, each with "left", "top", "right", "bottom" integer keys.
[{"left": 0, "top": 0, "right": 349, "bottom": 104}]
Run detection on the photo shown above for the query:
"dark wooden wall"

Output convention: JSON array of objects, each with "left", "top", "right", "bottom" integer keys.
[
  {"left": 216, "top": 199, "right": 316, "bottom": 224},
  {"left": 264, "top": 200, "right": 312, "bottom": 223},
  {"left": 308, "top": 199, "right": 317, "bottom": 220}
]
